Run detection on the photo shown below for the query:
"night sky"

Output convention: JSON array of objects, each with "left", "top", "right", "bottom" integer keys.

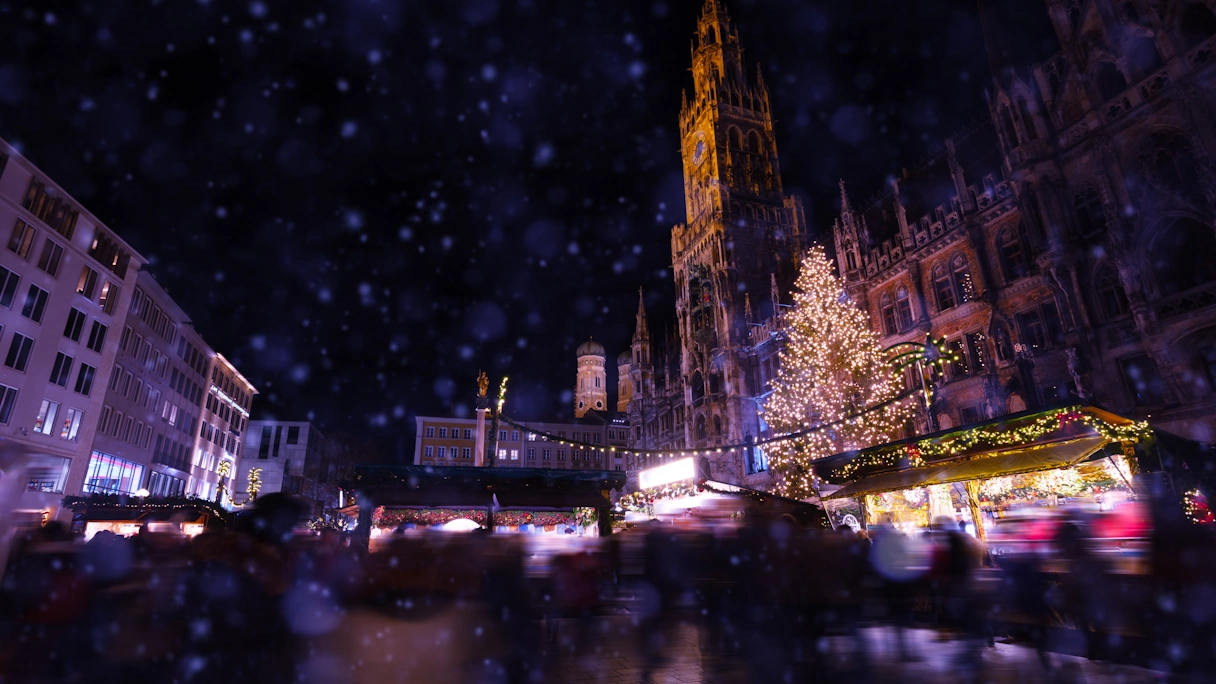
[{"left": 0, "top": 0, "right": 1020, "bottom": 460}]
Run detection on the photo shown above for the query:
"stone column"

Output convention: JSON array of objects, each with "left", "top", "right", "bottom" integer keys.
[{"left": 905, "top": 259, "right": 932, "bottom": 328}]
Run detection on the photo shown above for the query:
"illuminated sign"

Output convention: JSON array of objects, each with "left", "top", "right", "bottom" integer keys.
[
  {"left": 639, "top": 457, "right": 695, "bottom": 489},
  {"left": 211, "top": 385, "right": 251, "bottom": 418}
]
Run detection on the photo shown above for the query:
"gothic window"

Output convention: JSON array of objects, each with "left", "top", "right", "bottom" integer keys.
[
  {"left": 695, "top": 415, "right": 707, "bottom": 441},
  {"left": 1095, "top": 62, "right": 1128, "bottom": 103},
  {"left": 952, "top": 254, "right": 975, "bottom": 303},
  {"left": 1127, "top": 36, "right": 1164, "bottom": 76},
  {"left": 729, "top": 127, "right": 743, "bottom": 149},
  {"left": 1149, "top": 134, "right": 1204, "bottom": 203},
  {"left": 933, "top": 264, "right": 956, "bottom": 312},
  {"left": 747, "top": 130, "right": 762, "bottom": 154},
  {"left": 993, "top": 323, "right": 1014, "bottom": 362},
  {"left": 846, "top": 250, "right": 857, "bottom": 271},
  {"left": 999, "top": 105, "right": 1019, "bottom": 147},
  {"left": 691, "top": 371, "right": 705, "bottom": 401},
  {"left": 880, "top": 293, "right": 897, "bottom": 335},
  {"left": 1017, "top": 98, "right": 1038, "bottom": 141},
  {"left": 1152, "top": 218, "right": 1216, "bottom": 296},
  {"left": 895, "top": 287, "right": 914, "bottom": 331},
  {"left": 595, "top": 376, "right": 600, "bottom": 388},
  {"left": 998, "top": 227, "right": 1030, "bottom": 282},
  {"left": 1181, "top": 3, "right": 1216, "bottom": 49},
  {"left": 709, "top": 373, "right": 721, "bottom": 394},
  {"left": 1074, "top": 187, "right": 1108, "bottom": 235},
  {"left": 712, "top": 415, "right": 722, "bottom": 436},
  {"left": 1096, "top": 263, "right": 1130, "bottom": 320}
]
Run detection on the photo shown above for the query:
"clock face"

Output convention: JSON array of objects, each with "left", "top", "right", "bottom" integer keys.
[{"left": 692, "top": 139, "right": 706, "bottom": 166}]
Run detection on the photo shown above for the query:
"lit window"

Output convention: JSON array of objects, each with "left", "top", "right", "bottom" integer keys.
[
  {"left": 76, "top": 266, "right": 98, "bottom": 300},
  {"left": 34, "top": 399, "right": 59, "bottom": 435},
  {"left": 510, "top": 449, "right": 519, "bottom": 460},
  {"left": 83, "top": 450, "right": 145, "bottom": 496},
  {"left": 60, "top": 408, "right": 83, "bottom": 441},
  {"left": 8, "top": 220, "right": 36, "bottom": 259}
]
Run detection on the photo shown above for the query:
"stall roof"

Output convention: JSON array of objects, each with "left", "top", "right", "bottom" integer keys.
[
  {"left": 813, "top": 404, "right": 1149, "bottom": 500},
  {"left": 348, "top": 464, "right": 627, "bottom": 509},
  {"left": 825, "top": 435, "right": 1109, "bottom": 499}
]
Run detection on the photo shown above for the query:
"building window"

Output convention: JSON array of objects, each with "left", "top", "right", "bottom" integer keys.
[
  {"left": 0, "top": 266, "right": 18, "bottom": 309},
  {"left": 77, "top": 266, "right": 98, "bottom": 300},
  {"left": 527, "top": 448, "right": 536, "bottom": 459},
  {"left": 64, "top": 308, "right": 86, "bottom": 342},
  {"left": 424, "top": 445, "right": 434, "bottom": 458},
  {"left": 497, "top": 448, "right": 507, "bottom": 461},
  {"left": 33, "top": 399, "right": 59, "bottom": 435},
  {"left": 998, "top": 228, "right": 1030, "bottom": 283},
  {"left": 425, "top": 426, "right": 435, "bottom": 437},
  {"left": 83, "top": 451, "right": 145, "bottom": 496},
  {"left": 543, "top": 448, "right": 552, "bottom": 460},
  {"left": 510, "top": 449, "right": 519, "bottom": 461},
  {"left": 61, "top": 407, "right": 83, "bottom": 441},
  {"left": 8, "top": 220, "right": 36, "bottom": 259},
  {"left": 437, "top": 446, "right": 446, "bottom": 458},
  {"left": 74, "top": 363, "right": 96, "bottom": 396},
  {"left": 895, "top": 287, "right": 914, "bottom": 331},
  {"left": 558, "top": 449, "right": 566, "bottom": 461},
  {"left": 36, "top": 238, "right": 63, "bottom": 277},
  {"left": 461, "top": 447, "right": 471, "bottom": 458},
  {"left": 933, "top": 264, "right": 956, "bottom": 312},
  {"left": 463, "top": 428, "right": 472, "bottom": 439},
  {"left": 26, "top": 456, "right": 70, "bottom": 494},
  {"left": 1074, "top": 188, "right": 1107, "bottom": 235},
  {"left": 287, "top": 426, "right": 300, "bottom": 444},
  {"left": 0, "top": 384, "right": 17, "bottom": 424},
  {"left": 49, "top": 352, "right": 73, "bottom": 387},
  {"left": 437, "top": 427, "right": 447, "bottom": 438},
  {"left": 952, "top": 255, "right": 974, "bottom": 303},
  {"left": 965, "top": 331, "right": 988, "bottom": 373},
  {"left": 99, "top": 281, "right": 119, "bottom": 314},
  {"left": 1015, "top": 309, "right": 1046, "bottom": 350},
  {"left": 1096, "top": 265, "right": 1129, "bottom": 320},
  {"left": 86, "top": 321, "right": 108, "bottom": 353},
  {"left": 5, "top": 333, "right": 33, "bottom": 372},
  {"left": 21, "top": 284, "right": 49, "bottom": 323},
  {"left": 960, "top": 405, "right": 985, "bottom": 425},
  {"left": 880, "top": 294, "right": 897, "bottom": 335},
  {"left": 511, "top": 430, "right": 520, "bottom": 441},
  {"left": 946, "top": 338, "right": 970, "bottom": 379},
  {"left": 1120, "top": 354, "right": 1167, "bottom": 406}
]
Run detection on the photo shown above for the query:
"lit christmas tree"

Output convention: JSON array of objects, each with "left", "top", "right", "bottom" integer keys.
[{"left": 763, "top": 245, "right": 917, "bottom": 499}]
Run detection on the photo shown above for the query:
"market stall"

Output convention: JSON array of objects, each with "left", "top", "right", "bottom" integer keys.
[
  {"left": 342, "top": 465, "right": 626, "bottom": 547},
  {"left": 812, "top": 404, "right": 1151, "bottom": 540},
  {"left": 620, "top": 457, "right": 825, "bottom": 528}
]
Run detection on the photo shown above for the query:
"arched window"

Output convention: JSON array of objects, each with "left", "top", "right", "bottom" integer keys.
[
  {"left": 846, "top": 250, "right": 857, "bottom": 271},
  {"left": 895, "top": 287, "right": 914, "bottom": 331},
  {"left": 1096, "top": 263, "right": 1130, "bottom": 320},
  {"left": 880, "top": 293, "right": 897, "bottom": 335},
  {"left": 1182, "top": 3, "right": 1216, "bottom": 49},
  {"left": 999, "top": 105, "right": 1019, "bottom": 147},
  {"left": 691, "top": 371, "right": 705, "bottom": 400},
  {"left": 695, "top": 415, "right": 707, "bottom": 441},
  {"left": 729, "top": 127, "right": 743, "bottom": 149},
  {"left": 595, "top": 376, "right": 600, "bottom": 388},
  {"left": 1152, "top": 218, "right": 1216, "bottom": 296},
  {"left": 1095, "top": 62, "right": 1128, "bottom": 103},
  {"left": 1151, "top": 134, "right": 1204, "bottom": 203},
  {"left": 933, "top": 264, "right": 956, "bottom": 311},
  {"left": 1127, "top": 36, "right": 1164, "bottom": 76},
  {"left": 708, "top": 373, "right": 721, "bottom": 394},
  {"left": 998, "top": 228, "right": 1030, "bottom": 282},
  {"left": 1074, "top": 187, "right": 1108, "bottom": 234},
  {"left": 747, "top": 130, "right": 762, "bottom": 154},
  {"left": 712, "top": 415, "right": 722, "bottom": 436},
  {"left": 1017, "top": 98, "right": 1038, "bottom": 141},
  {"left": 952, "top": 254, "right": 975, "bottom": 302}
]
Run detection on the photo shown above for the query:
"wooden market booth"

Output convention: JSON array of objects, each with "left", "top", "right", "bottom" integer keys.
[
  {"left": 342, "top": 465, "right": 627, "bottom": 547},
  {"left": 811, "top": 404, "right": 1152, "bottom": 541}
]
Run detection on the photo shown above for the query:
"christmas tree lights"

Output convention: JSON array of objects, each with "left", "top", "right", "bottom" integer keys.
[{"left": 762, "top": 245, "right": 917, "bottom": 499}]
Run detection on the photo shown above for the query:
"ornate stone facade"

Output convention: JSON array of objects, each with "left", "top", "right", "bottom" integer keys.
[
  {"left": 832, "top": 0, "right": 1216, "bottom": 441},
  {"left": 616, "top": 0, "right": 804, "bottom": 487}
]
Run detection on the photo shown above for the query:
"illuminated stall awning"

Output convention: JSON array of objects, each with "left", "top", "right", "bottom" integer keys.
[
  {"left": 814, "top": 404, "right": 1149, "bottom": 501},
  {"left": 825, "top": 436, "right": 1109, "bottom": 499}
]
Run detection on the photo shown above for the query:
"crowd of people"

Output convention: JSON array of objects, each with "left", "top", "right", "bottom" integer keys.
[{"left": 1, "top": 492, "right": 1215, "bottom": 682}]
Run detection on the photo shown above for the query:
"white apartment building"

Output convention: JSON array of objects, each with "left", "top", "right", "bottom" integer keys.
[
  {"left": 0, "top": 140, "right": 146, "bottom": 519},
  {"left": 238, "top": 421, "right": 328, "bottom": 512}
]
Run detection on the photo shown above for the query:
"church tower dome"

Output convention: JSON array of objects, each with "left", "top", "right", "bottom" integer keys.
[{"left": 574, "top": 338, "right": 607, "bottom": 417}]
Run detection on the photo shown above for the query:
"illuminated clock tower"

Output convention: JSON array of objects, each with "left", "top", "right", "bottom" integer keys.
[{"left": 672, "top": 0, "right": 806, "bottom": 480}]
